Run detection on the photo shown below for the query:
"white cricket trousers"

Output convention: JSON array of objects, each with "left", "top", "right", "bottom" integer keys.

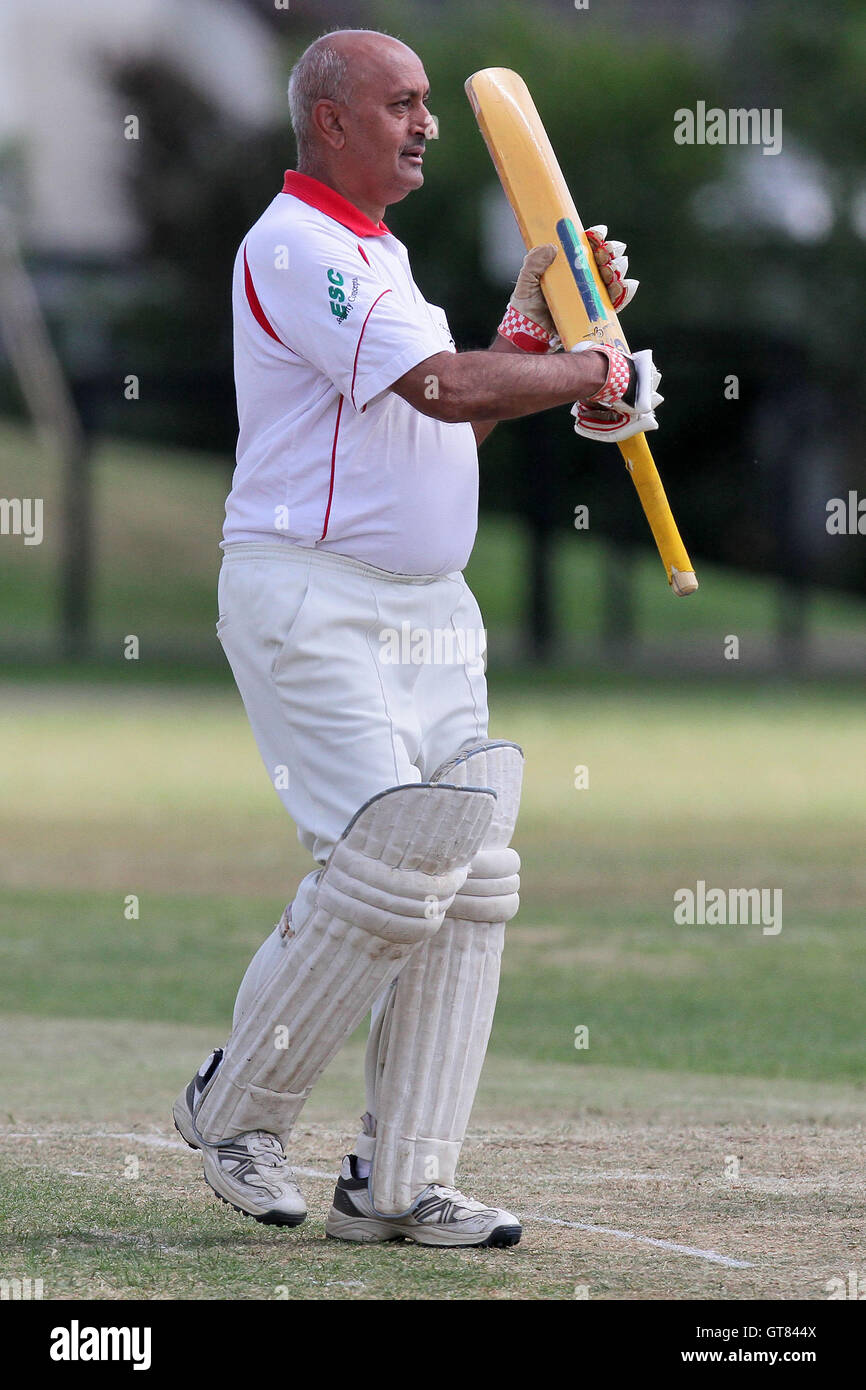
[{"left": 216, "top": 541, "right": 490, "bottom": 1016}]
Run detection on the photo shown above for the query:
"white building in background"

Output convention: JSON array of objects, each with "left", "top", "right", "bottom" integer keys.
[{"left": 0, "top": 0, "right": 283, "bottom": 256}]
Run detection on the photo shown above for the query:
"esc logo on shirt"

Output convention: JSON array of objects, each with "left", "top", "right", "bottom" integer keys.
[{"left": 327, "top": 268, "right": 349, "bottom": 321}]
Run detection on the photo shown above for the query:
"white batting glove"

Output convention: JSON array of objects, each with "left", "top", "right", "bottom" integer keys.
[
  {"left": 497, "top": 243, "right": 559, "bottom": 353},
  {"left": 571, "top": 342, "right": 663, "bottom": 443},
  {"left": 585, "top": 224, "right": 639, "bottom": 312}
]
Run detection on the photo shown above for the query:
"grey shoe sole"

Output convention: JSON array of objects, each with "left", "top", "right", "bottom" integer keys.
[
  {"left": 325, "top": 1206, "right": 521, "bottom": 1248},
  {"left": 208, "top": 1184, "right": 307, "bottom": 1228}
]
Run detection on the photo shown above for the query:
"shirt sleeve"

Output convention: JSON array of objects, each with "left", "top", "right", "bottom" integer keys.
[{"left": 244, "top": 223, "right": 448, "bottom": 411}]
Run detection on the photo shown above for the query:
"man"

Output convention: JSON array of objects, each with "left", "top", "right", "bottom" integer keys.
[{"left": 173, "top": 28, "right": 659, "bottom": 1248}]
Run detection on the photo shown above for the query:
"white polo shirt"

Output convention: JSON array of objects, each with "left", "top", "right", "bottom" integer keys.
[{"left": 223, "top": 170, "right": 479, "bottom": 576}]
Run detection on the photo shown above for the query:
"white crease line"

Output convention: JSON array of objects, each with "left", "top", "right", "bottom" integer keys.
[
  {"left": 2, "top": 1131, "right": 753, "bottom": 1265},
  {"left": 92, "top": 1133, "right": 337, "bottom": 1180},
  {"left": 525, "top": 1215, "right": 752, "bottom": 1268},
  {"left": 541, "top": 1171, "right": 678, "bottom": 1183},
  {"left": 2, "top": 1130, "right": 339, "bottom": 1181},
  {"left": 0, "top": 1131, "right": 186, "bottom": 1146},
  {"left": 114, "top": 1134, "right": 336, "bottom": 1180},
  {"left": 101, "top": 1131, "right": 188, "bottom": 1151}
]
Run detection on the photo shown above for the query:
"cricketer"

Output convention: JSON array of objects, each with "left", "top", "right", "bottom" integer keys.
[{"left": 173, "top": 26, "right": 660, "bottom": 1247}]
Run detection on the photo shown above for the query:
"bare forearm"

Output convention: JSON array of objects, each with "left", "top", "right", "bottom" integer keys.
[
  {"left": 395, "top": 345, "right": 607, "bottom": 426},
  {"left": 451, "top": 346, "right": 605, "bottom": 421},
  {"left": 471, "top": 334, "right": 521, "bottom": 446}
]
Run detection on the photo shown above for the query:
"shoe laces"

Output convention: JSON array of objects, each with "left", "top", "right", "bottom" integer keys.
[
  {"left": 245, "top": 1132, "right": 287, "bottom": 1169},
  {"left": 426, "top": 1184, "right": 488, "bottom": 1212}
]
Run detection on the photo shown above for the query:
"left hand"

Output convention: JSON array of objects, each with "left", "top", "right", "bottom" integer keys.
[
  {"left": 498, "top": 225, "right": 639, "bottom": 353},
  {"left": 497, "top": 243, "right": 558, "bottom": 353},
  {"left": 585, "top": 225, "right": 639, "bottom": 312}
]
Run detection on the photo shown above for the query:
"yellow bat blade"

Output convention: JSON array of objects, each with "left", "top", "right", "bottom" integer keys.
[{"left": 465, "top": 66, "right": 697, "bottom": 596}]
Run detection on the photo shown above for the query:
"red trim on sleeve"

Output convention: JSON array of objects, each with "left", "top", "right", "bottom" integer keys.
[
  {"left": 350, "top": 289, "right": 392, "bottom": 410},
  {"left": 243, "top": 243, "right": 292, "bottom": 349},
  {"left": 320, "top": 395, "right": 344, "bottom": 540}
]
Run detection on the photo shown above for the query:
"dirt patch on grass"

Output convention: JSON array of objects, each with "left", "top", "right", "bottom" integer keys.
[
  {"left": 2, "top": 1118, "right": 861, "bottom": 1301},
  {"left": 1, "top": 1016, "right": 862, "bottom": 1300}
]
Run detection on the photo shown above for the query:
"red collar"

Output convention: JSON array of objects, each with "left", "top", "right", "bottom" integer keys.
[{"left": 281, "top": 171, "right": 390, "bottom": 237}]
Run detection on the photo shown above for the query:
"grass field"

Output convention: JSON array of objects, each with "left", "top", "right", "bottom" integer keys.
[
  {"left": 1, "top": 678, "right": 864, "bottom": 1300},
  {"left": 4, "top": 417, "right": 866, "bottom": 664}
]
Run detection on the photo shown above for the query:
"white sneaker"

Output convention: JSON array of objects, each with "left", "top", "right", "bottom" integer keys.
[
  {"left": 325, "top": 1156, "right": 521, "bottom": 1247},
  {"left": 173, "top": 1049, "right": 307, "bottom": 1228}
]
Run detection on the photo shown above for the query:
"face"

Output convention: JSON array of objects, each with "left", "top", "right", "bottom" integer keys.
[{"left": 319, "top": 44, "right": 434, "bottom": 211}]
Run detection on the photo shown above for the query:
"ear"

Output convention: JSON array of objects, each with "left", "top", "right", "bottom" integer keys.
[{"left": 312, "top": 98, "right": 347, "bottom": 151}]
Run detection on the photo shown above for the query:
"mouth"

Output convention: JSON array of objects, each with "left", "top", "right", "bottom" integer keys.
[{"left": 400, "top": 147, "right": 425, "bottom": 166}]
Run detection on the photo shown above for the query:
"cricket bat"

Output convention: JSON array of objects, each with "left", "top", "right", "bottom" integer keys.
[{"left": 465, "top": 67, "right": 698, "bottom": 596}]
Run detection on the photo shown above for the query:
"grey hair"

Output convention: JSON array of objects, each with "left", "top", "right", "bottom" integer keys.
[{"left": 287, "top": 29, "right": 399, "bottom": 167}]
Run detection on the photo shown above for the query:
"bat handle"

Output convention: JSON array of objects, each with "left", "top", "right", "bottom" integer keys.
[{"left": 618, "top": 432, "right": 698, "bottom": 596}]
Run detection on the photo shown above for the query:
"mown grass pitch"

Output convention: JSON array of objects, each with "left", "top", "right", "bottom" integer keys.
[{"left": 1, "top": 679, "right": 864, "bottom": 1299}]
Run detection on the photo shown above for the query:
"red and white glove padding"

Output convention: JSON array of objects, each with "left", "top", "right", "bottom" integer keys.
[
  {"left": 570, "top": 342, "right": 663, "bottom": 443},
  {"left": 585, "top": 225, "right": 638, "bottom": 312},
  {"left": 497, "top": 244, "right": 559, "bottom": 353},
  {"left": 498, "top": 227, "right": 639, "bottom": 354}
]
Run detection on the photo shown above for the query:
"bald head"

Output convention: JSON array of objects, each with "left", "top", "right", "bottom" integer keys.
[
  {"left": 289, "top": 29, "right": 421, "bottom": 167},
  {"left": 286, "top": 28, "right": 434, "bottom": 222},
  {"left": 313, "top": 28, "right": 418, "bottom": 68}
]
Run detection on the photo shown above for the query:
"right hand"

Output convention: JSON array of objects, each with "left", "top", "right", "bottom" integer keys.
[{"left": 570, "top": 342, "right": 663, "bottom": 443}]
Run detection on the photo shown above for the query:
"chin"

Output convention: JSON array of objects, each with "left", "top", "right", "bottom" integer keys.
[{"left": 389, "top": 173, "right": 424, "bottom": 204}]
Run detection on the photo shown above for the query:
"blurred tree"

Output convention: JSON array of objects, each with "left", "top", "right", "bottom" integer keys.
[
  {"left": 99, "top": 0, "right": 866, "bottom": 650},
  {"left": 103, "top": 58, "right": 289, "bottom": 451}
]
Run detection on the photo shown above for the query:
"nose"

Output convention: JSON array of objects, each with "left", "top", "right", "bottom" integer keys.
[{"left": 410, "top": 95, "right": 429, "bottom": 126}]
